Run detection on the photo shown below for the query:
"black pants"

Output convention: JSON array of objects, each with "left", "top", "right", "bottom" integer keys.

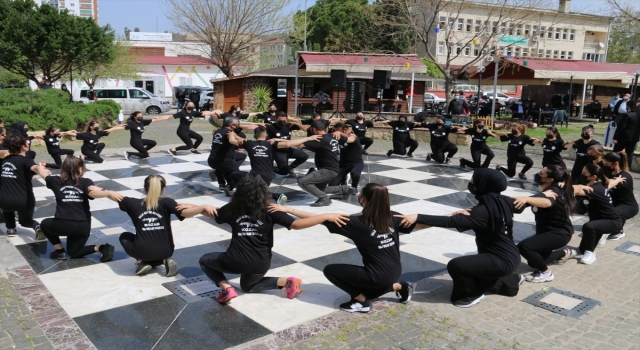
[
  {"left": 579, "top": 219, "right": 623, "bottom": 253},
  {"left": 199, "top": 252, "right": 279, "bottom": 293},
  {"left": 499, "top": 155, "right": 533, "bottom": 177},
  {"left": 129, "top": 139, "right": 157, "bottom": 158},
  {"left": 615, "top": 204, "right": 638, "bottom": 231},
  {"left": 460, "top": 144, "right": 494, "bottom": 168},
  {"left": 392, "top": 139, "right": 418, "bottom": 156},
  {"left": 323, "top": 264, "right": 394, "bottom": 300},
  {"left": 571, "top": 160, "right": 588, "bottom": 185},
  {"left": 175, "top": 130, "right": 203, "bottom": 151},
  {"left": 119, "top": 232, "right": 173, "bottom": 266},
  {"left": 41, "top": 218, "right": 95, "bottom": 258},
  {"left": 358, "top": 136, "right": 373, "bottom": 150},
  {"left": 327, "top": 163, "right": 364, "bottom": 189},
  {"left": 45, "top": 149, "right": 74, "bottom": 169},
  {"left": 2, "top": 207, "right": 38, "bottom": 230},
  {"left": 82, "top": 144, "right": 105, "bottom": 163},
  {"left": 612, "top": 142, "right": 637, "bottom": 169},
  {"left": 517, "top": 232, "right": 572, "bottom": 271},
  {"left": 274, "top": 148, "right": 308, "bottom": 175},
  {"left": 446, "top": 254, "right": 520, "bottom": 303},
  {"left": 431, "top": 142, "right": 458, "bottom": 163},
  {"left": 208, "top": 152, "right": 246, "bottom": 187}
]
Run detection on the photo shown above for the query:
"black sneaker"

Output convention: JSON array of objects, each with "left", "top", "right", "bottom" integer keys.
[
  {"left": 223, "top": 186, "right": 234, "bottom": 197},
  {"left": 306, "top": 167, "right": 316, "bottom": 175},
  {"left": 454, "top": 294, "right": 486, "bottom": 308},
  {"left": 124, "top": 151, "right": 130, "bottom": 160},
  {"left": 386, "top": 150, "right": 392, "bottom": 158},
  {"left": 349, "top": 187, "right": 359, "bottom": 195},
  {"left": 34, "top": 225, "right": 45, "bottom": 240},
  {"left": 135, "top": 263, "right": 152, "bottom": 276},
  {"left": 310, "top": 197, "right": 332, "bottom": 207},
  {"left": 191, "top": 149, "right": 201, "bottom": 154},
  {"left": 99, "top": 244, "right": 115, "bottom": 263},
  {"left": 425, "top": 153, "right": 432, "bottom": 161},
  {"left": 362, "top": 149, "right": 369, "bottom": 155},
  {"left": 518, "top": 173, "right": 528, "bottom": 181},
  {"left": 445, "top": 158, "right": 452, "bottom": 165},
  {"left": 49, "top": 250, "right": 69, "bottom": 260},
  {"left": 406, "top": 153, "right": 414, "bottom": 158},
  {"left": 164, "top": 258, "right": 178, "bottom": 277},
  {"left": 459, "top": 159, "right": 465, "bottom": 169},
  {"left": 608, "top": 232, "right": 625, "bottom": 240},
  {"left": 340, "top": 298, "right": 371, "bottom": 313},
  {"left": 396, "top": 281, "right": 416, "bottom": 304},
  {"left": 167, "top": 149, "right": 177, "bottom": 156},
  {"left": 5, "top": 228, "right": 17, "bottom": 237}
]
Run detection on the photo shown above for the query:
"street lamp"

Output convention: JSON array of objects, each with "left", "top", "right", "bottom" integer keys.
[
  {"left": 632, "top": 69, "right": 640, "bottom": 103},
  {"left": 476, "top": 65, "right": 485, "bottom": 107},
  {"left": 303, "top": 0, "right": 308, "bottom": 51},
  {"left": 567, "top": 72, "right": 574, "bottom": 115}
]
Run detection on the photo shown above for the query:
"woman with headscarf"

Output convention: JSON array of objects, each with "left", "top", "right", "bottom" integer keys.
[{"left": 396, "top": 168, "right": 523, "bottom": 308}]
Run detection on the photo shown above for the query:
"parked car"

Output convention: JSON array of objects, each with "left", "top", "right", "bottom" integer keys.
[
  {"left": 173, "top": 86, "right": 213, "bottom": 105},
  {"left": 74, "top": 87, "right": 171, "bottom": 115},
  {"left": 200, "top": 90, "right": 214, "bottom": 111},
  {"left": 453, "top": 84, "right": 478, "bottom": 92},
  {"left": 482, "top": 92, "right": 511, "bottom": 104},
  {"left": 424, "top": 92, "right": 446, "bottom": 105},
  {"left": 507, "top": 96, "right": 522, "bottom": 104}
]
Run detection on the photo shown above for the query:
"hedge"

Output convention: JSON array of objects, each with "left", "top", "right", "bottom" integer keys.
[{"left": 0, "top": 88, "right": 121, "bottom": 131}]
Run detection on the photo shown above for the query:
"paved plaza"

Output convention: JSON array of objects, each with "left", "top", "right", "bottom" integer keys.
[{"left": 0, "top": 121, "right": 639, "bottom": 349}]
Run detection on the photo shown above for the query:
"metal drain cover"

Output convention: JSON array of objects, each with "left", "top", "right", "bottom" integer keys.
[
  {"left": 614, "top": 242, "right": 640, "bottom": 256},
  {"left": 163, "top": 275, "right": 220, "bottom": 303},
  {"left": 522, "top": 287, "right": 599, "bottom": 318}
]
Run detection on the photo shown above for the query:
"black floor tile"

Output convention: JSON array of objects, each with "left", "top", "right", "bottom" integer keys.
[
  {"left": 95, "top": 167, "right": 161, "bottom": 179},
  {"left": 93, "top": 180, "right": 132, "bottom": 192},
  {"left": 424, "top": 192, "right": 478, "bottom": 209},
  {"left": 422, "top": 177, "right": 470, "bottom": 191}
]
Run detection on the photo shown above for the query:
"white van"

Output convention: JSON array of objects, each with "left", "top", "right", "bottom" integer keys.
[{"left": 74, "top": 87, "right": 172, "bottom": 115}]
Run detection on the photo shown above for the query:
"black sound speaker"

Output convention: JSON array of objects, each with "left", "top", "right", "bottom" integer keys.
[
  {"left": 330, "top": 69, "right": 347, "bottom": 88},
  {"left": 345, "top": 81, "right": 365, "bottom": 112},
  {"left": 373, "top": 70, "right": 391, "bottom": 89}
]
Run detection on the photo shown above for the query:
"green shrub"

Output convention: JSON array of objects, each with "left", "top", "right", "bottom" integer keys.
[{"left": 0, "top": 89, "right": 120, "bottom": 131}]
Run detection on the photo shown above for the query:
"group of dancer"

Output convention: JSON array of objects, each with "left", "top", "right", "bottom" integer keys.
[{"left": 0, "top": 107, "right": 637, "bottom": 313}]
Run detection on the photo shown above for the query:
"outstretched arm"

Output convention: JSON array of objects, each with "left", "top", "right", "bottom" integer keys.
[
  {"left": 277, "top": 135, "right": 321, "bottom": 149},
  {"left": 228, "top": 131, "right": 245, "bottom": 146},
  {"left": 32, "top": 165, "right": 51, "bottom": 179},
  {"left": 153, "top": 115, "right": 174, "bottom": 121},
  {"left": 104, "top": 124, "right": 126, "bottom": 133},
  {"left": 88, "top": 187, "right": 123, "bottom": 202},
  {"left": 267, "top": 204, "right": 349, "bottom": 229},
  {"left": 176, "top": 204, "right": 218, "bottom": 218}
]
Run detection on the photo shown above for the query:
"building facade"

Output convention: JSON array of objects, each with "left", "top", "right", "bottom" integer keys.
[
  {"left": 259, "top": 39, "right": 293, "bottom": 70},
  {"left": 45, "top": 0, "right": 99, "bottom": 23},
  {"left": 429, "top": 0, "right": 612, "bottom": 66}
]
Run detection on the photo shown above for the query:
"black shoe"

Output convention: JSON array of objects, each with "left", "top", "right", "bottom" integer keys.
[
  {"left": 306, "top": 167, "right": 316, "bottom": 175},
  {"left": 5, "top": 228, "right": 17, "bottom": 237},
  {"left": 426, "top": 153, "right": 432, "bottom": 161},
  {"left": 349, "top": 187, "right": 359, "bottom": 195},
  {"left": 223, "top": 185, "right": 234, "bottom": 197},
  {"left": 167, "top": 149, "right": 177, "bottom": 156},
  {"left": 406, "top": 153, "right": 414, "bottom": 158},
  {"left": 136, "top": 263, "right": 152, "bottom": 276},
  {"left": 459, "top": 159, "right": 466, "bottom": 169},
  {"left": 191, "top": 149, "right": 201, "bottom": 154},
  {"left": 362, "top": 149, "right": 369, "bottom": 155},
  {"left": 34, "top": 225, "right": 45, "bottom": 240},
  {"left": 396, "top": 281, "right": 416, "bottom": 304},
  {"left": 99, "top": 244, "right": 115, "bottom": 263},
  {"left": 340, "top": 298, "right": 371, "bottom": 313},
  {"left": 454, "top": 294, "right": 486, "bottom": 308},
  {"left": 124, "top": 151, "right": 130, "bottom": 160},
  {"left": 310, "top": 197, "right": 332, "bottom": 207},
  {"left": 49, "top": 249, "right": 69, "bottom": 260},
  {"left": 445, "top": 158, "right": 452, "bottom": 165},
  {"left": 386, "top": 150, "right": 392, "bottom": 158},
  {"left": 164, "top": 258, "right": 178, "bottom": 277}
]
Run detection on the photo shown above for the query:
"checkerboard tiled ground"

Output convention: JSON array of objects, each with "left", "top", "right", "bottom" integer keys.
[{"left": 1, "top": 149, "right": 638, "bottom": 349}]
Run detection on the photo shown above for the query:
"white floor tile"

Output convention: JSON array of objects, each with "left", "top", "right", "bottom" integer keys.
[
  {"left": 154, "top": 162, "right": 211, "bottom": 174},
  {"left": 272, "top": 226, "right": 353, "bottom": 261},
  {"left": 373, "top": 169, "right": 435, "bottom": 182},
  {"left": 386, "top": 182, "right": 459, "bottom": 199},
  {"left": 86, "top": 160, "right": 136, "bottom": 172},
  {"left": 113, "top": 174, "right": 184, "bottom": 190}
]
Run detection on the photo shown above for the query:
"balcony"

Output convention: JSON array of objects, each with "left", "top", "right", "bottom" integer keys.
[{"left": 583, "top": 41, "right": 606, "bottom": 50}]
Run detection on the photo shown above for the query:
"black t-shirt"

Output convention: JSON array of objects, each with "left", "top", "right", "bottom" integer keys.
[
  {"left": 259, "top": 112, "right": 277, "bottom": 125},
  {"left": 465, "top": 128, "right": 491, "bottom": 148},
  {"left": 389, "top": 121, "right": 414, "bottom": 145},
  {"left": 0, "top": 155, "right": 36, "bottom": 209},
  {"left": 215, "top": 205, "right": 295, "bottom": 272},
  {"left": 525, "top": 185, "right": 573, "bottom": 235},
  {"left": 173, "top": 110, "right": 203, "bottom": 133},
  {"left": 449, "top": 199, "right": 520, "bottom": 265},
  {"left": 44, "top": 134, "right": 62, "bottom": 154},
  {"left": 46, "top": 176, "right": 94, "bottom": 221},
  {"left": 337, "top": 135, "right": 363, "bottom": 166},
  {"left": 209, "top": 128, "right": 234, "bottom": 164},
  {"left": 119, "top": 197, "right": 185, "bottom": 257},
  {"left": 221, "top": 112, "right": 250, "bottom": 120},
  {"left": 609, "top": 171, "right": 638, "bottom": 208},
  {"left": 241, "top": 140, "right": 277, "bottom": 183},
  {"left": 577, "top": 182, "right": 621, "bottom": 221},
  {"left": 500, "top": 133, "right": 533, "bottom": 158},
  {"left": 347, "top": 119, "right": 374, "bottom": 138},
  {"left": 303, "top": 134, "right": 346, "bottom": 173},
  {"left": 572, "top": 139, "right": 600, "bottom": 166},
  {"left": 541, "top": 138, "right": 566, "bottom": 166},
  {"left": 266, "top": 123, "right": 300, "bottom": 141},
  {"left": 302, "top": 119, "right": 330, "bottom": 137},
  {"left": 426, "top": 124, "right": 457, "bottom": 149},
  {"left": 127, "top": 119, "right": 152, "bottom": 141},
  {"left": 77, "top": 131, "right": 108, "bottom": 150},
  {"left": 324, "top": 212, "right": 414, "bottom": 283}
]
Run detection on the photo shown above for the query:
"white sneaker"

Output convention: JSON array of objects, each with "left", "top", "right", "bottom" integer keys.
[
  {"left": 580, "top": 250, "right": 596, "bottom": 265},
  {"left": 530, "top": 270, "right": 554, "bottom": 283},
  {"left": 555, "top": 249, "right": 577, "bottom": 265},
  {"left": 598, "top": 234, "right": 609, "bottom": 247},
  {"left": 124, "top": 151, "right": 129, "bottom": 160},
  {"left": 608, "top": 232, "right": 625, "bottom": 240}
]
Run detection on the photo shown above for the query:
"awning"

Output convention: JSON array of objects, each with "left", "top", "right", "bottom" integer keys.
[{"left": 299, "top": 52, "right": 427, "bottom": 74}]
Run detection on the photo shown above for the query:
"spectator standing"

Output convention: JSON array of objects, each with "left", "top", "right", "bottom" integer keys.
[
  {"left": 189, "top": 89, "right": 201, "bottom": 112},
  {"left": 176, "top": 90, "right": 186, "bottom": 111}
]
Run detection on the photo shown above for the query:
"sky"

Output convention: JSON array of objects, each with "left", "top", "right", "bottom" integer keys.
[{"left": 98, "top": 0, "right": 611, "bottom": 36}]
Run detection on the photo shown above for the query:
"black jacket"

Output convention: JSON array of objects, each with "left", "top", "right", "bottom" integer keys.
[
  {"left": 448, "top": 100, "right": 468, "bottom": 116},
  {"left": 614, "top": 112, "right": 639, "bottom": 143}
]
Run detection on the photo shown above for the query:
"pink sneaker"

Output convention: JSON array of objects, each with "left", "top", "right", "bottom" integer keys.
[
  {"left": 38, "top": 162, "right": 46, "bottom": 167},
  {"left": 216, "top": 287, "right": 238, "bottom": 303},
  {"left": 284, "top": 277, "right": 302, "bottom": 299}
]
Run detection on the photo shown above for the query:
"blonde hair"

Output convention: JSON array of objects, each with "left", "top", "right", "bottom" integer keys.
[{"left": 143, "top": 175, "right": 166, "bottom": 210}]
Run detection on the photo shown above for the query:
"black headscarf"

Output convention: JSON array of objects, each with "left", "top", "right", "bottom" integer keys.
[
  {"left": 471, "top": 168, "right": 513, "bottom": 235},
  {"left": 9, "top": 122, "right": 28, "bottom": 138}
]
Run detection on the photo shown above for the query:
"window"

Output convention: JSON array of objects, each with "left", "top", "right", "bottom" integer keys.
[
  {"left": 500, "top": 23, "right": 506, "bottom": 34},
  {"left": 514, "top": 47, "right": 521, "bottom": 56},
  {"left": 569, "top": 29, "right": 575, "bottom": 41},
  {"left": 464, "top": 46, "right": 470, "bottom": 56},
  {"left": 508, "top": 23, "right": 515, "bottom": 35},
  {"left": 473, "top": 47, "right": 480, "bottom": 56},
  {"left": 560, "top": 51, "right": 566, "bottom": 59},
  {"left": 546, "top": 50, "right": 551, "bottom": 58},
  {"left": 562, "top": 28, "right": 568, "bottom": 40},
  {"left": 492, "top": 21, "right": 498, "bottom": 34},
  {"left": 437, "top": 42, "right": 444, "bottom": 55},
  {"left": 532, "top": 26, "right": 538, "bottom": 37},
  {"left": 178, "top": 77, "right": 193, "bottom": 85},
  {"left": 516, "top": 25, "right": 522, "bottom": 36},
  {"left": 525, "top": 25, "right": 531, "bottom": 36},
  {"left": 458, "top": 18, "right": 464, "bottom": 31},
  {"left": 466, "top": 19, "right": 472, "bottom": 32},
  {"left": 456, "top": 45, "right": 462, "bottom": 55},
  {"left": 568, "top": 51, "right": 573, "bottom": 59},
  {"left": 547, "top": 27, "right": 553, "bottom": 39},
  {"left": 448, "top": 18, "right": 454, "bottom": 30},
  {"left": 439, "top": 16, "right": 446, "bottom": 29},
  {"left": 128, "top": 89, "right": 147, "bottom": 99},
  {"left": 538, "top": 49, "right": 544, "bottom": 57},
  {"left": 582, "top": 53, "right": 603, "bottom": 62},
  {"left": 555, "top": 28, "right": 561, "bottom": 40},
  {"left": 506, "top": 46, "right": 513, "bottom": 56},
  {"left": 522, "top": 48, "right": 529, "bottom": 57},
  {"left": 539, "top": 26, "right": 546, "bottom": 38},
  {"left": 553, "top": 50, "right": 559, "bottom": 58},
  {"left": 475, "top": 20, "right": 482, "bottom": 32}
]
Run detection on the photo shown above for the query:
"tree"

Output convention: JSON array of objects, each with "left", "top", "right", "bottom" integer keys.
[
  {"left": 391, "top": 0, "right": 556, "bottom": 103},
  {"left": 605, "top": 0, "right": 640, "bottom": 23},
  {"left": 606, "top": 16, "right": 640, "bottom": 63},
  {"left": 77, "top": 40, "right": 143, "bottom": 88},
  {"left": 0, "top": 0, "right": 116, "bottom": 85},
  {"left": 0, "top": 68, "right": 28, "bottom": 88},
  {"left": 164, "top": 0, "right": 290, "bottom": 77}
]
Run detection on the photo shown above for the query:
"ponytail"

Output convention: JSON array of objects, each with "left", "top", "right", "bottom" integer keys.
[
  {"left": 46, "top": 125, "right": 58, "bottom": 135},
  {"left": 603, "top": 151, "right": 628, "bottom": 172},
  {"left": 545, "top": 165, "right": 575, "bottom": 218},
  {"left": 584, "top": 163, "right": 608, "bottom": 187},
  {"left": 361, "top": 183, "right": 392, "bottom": 234},
  {"left": 143, "top": 175, "right": 166, "bottom": 210}
]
